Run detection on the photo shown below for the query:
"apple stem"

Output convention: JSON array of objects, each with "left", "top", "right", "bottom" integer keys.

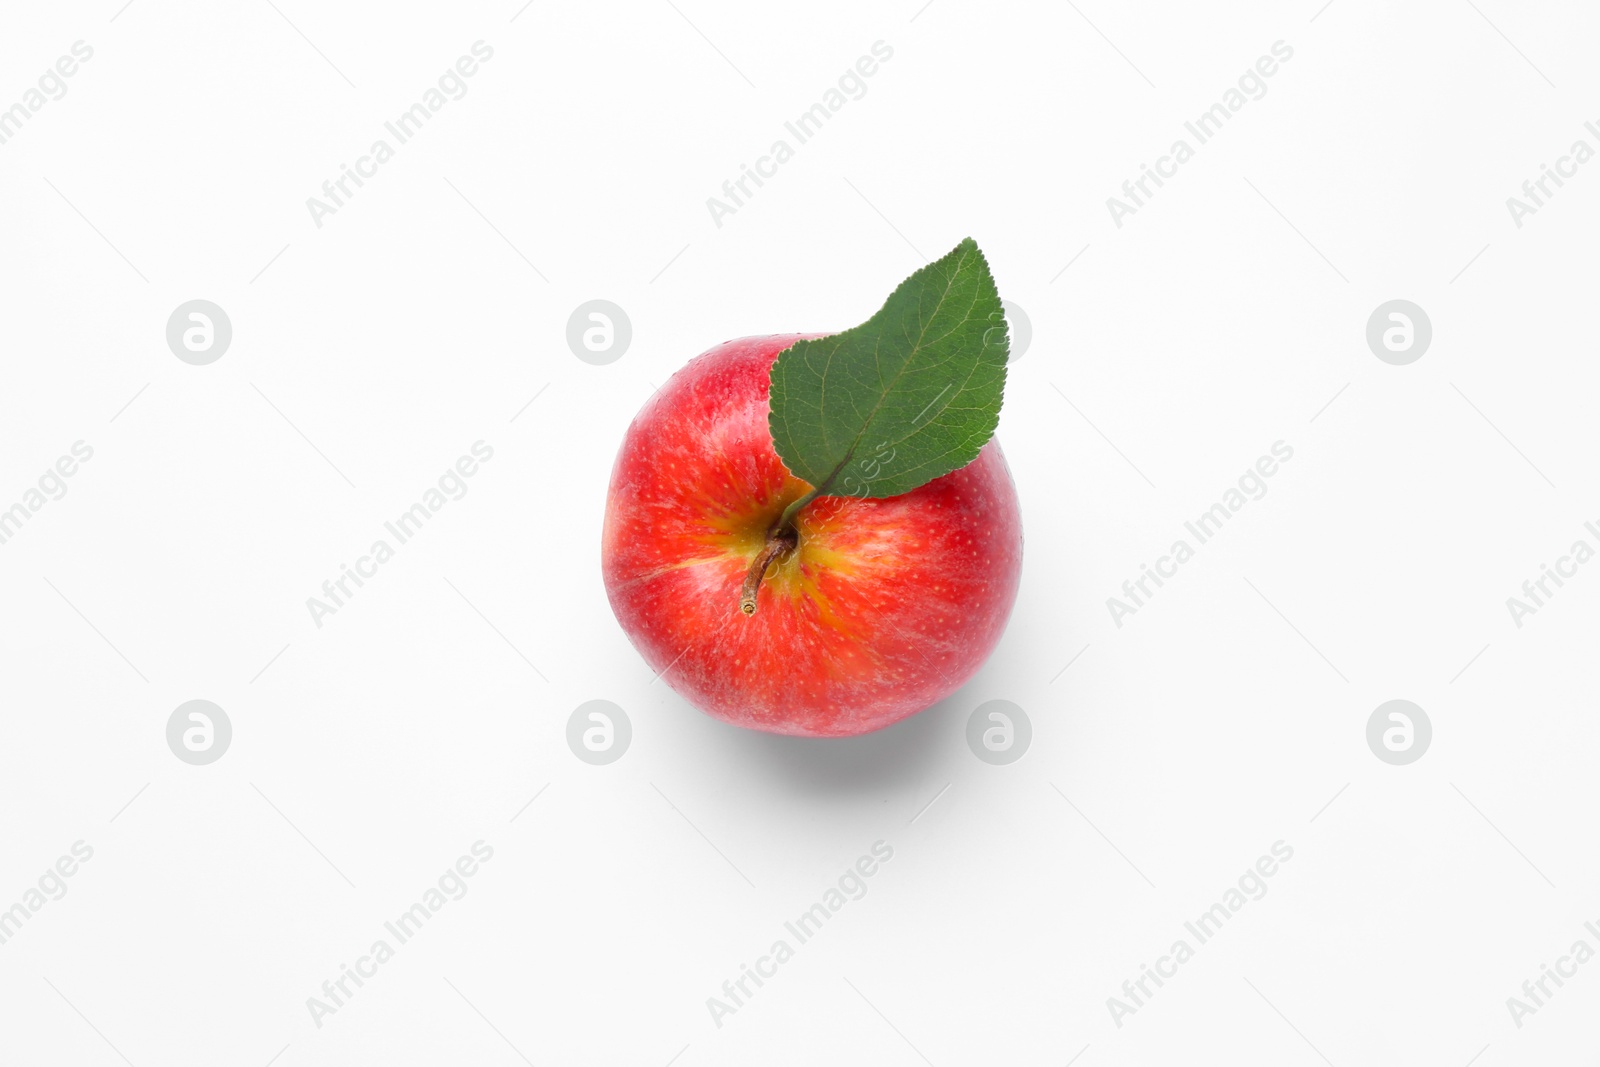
[
  {"left": 738, "top": 527, "right": 798, "bottom": 616},
  {"left": 775, "top": 487, "right": 821, "bottom": 536}
]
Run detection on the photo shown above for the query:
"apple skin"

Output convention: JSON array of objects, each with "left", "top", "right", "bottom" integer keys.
[{"left": 601, "top": 334, "right": 1023, "bottom": 738}]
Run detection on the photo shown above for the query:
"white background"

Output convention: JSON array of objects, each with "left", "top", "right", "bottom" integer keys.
[{"left": 1, "top": 0, "right": 1598, "bottom": 1063}]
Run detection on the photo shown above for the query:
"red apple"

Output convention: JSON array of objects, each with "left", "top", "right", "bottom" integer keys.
[{"left": 601, "top": 334, "right": 1023, "bottom": 737}]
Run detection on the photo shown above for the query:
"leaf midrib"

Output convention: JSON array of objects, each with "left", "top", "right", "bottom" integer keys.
[{"left": 806, "top": 248, "right": 973, "bottom": 496}]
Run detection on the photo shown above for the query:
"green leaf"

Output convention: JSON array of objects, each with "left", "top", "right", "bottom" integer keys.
[{"left": 768, "top": 237, "right": 1009, "bottom": 501}]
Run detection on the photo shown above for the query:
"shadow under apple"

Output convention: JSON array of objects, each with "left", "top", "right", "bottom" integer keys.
[{"left": 684, "top": 688, "right": 968, "bottom": 802}]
